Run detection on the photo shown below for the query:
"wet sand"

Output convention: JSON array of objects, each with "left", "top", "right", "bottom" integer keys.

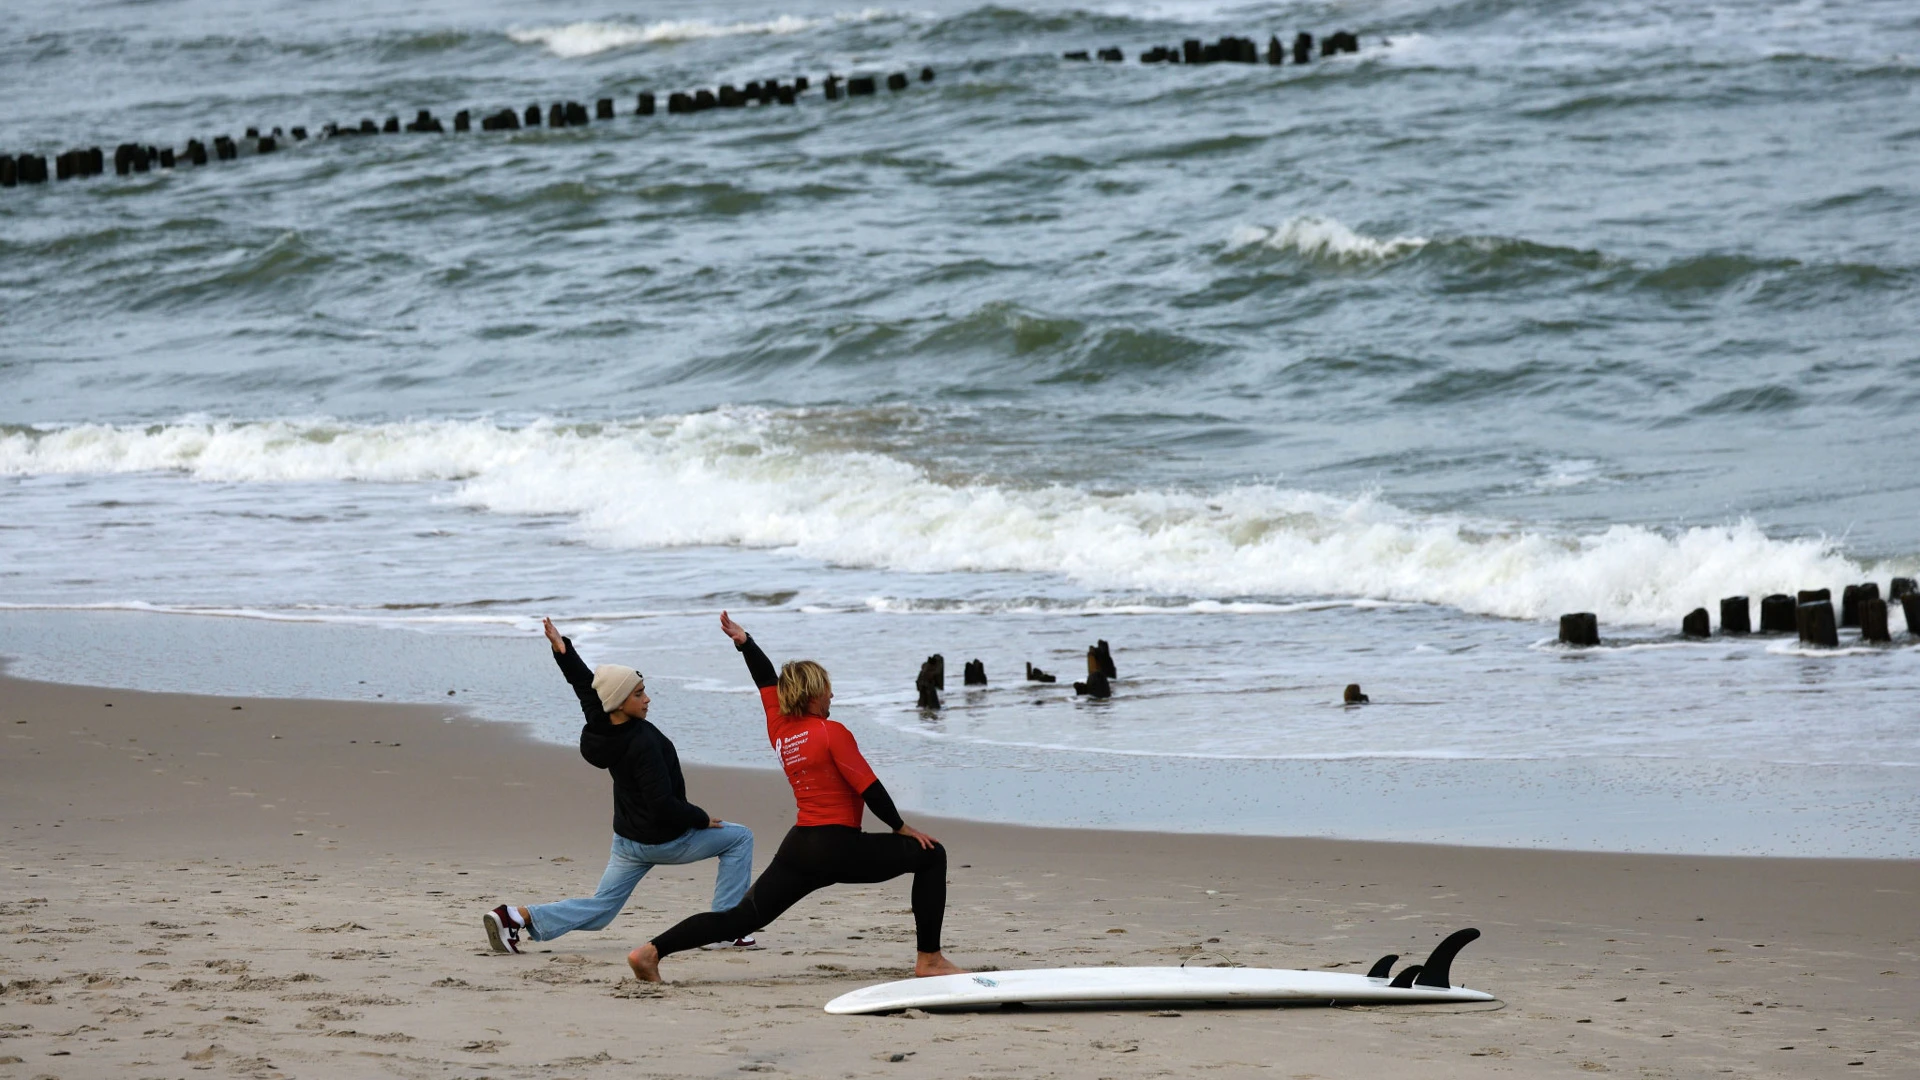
[{"left": 2, "top": 671, "right": 1914, "bottom": 1079}]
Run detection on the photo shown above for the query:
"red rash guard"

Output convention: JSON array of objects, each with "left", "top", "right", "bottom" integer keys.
[{"left": 760, "top": 685, "right": 879, "bottom": 828}]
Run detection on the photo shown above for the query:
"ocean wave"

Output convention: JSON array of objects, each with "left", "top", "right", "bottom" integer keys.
[
  {"left": 1226, "top": 216, "right": 1429, "bottom": 262},
  {"left": 507, "top": 11, "right": 892, "bottom": 57},
  {"left": 2, "top": 413, "right": 1902, "bottom": 627}
]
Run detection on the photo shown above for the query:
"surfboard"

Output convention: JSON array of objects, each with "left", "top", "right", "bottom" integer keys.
[{"left": 825, "top": 928, "right": 1494, "bottom": 1014}]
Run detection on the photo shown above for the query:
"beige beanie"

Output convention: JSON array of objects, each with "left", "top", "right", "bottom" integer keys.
[{"left": 592, "top": 664, "right": 643, "bottom": 715}]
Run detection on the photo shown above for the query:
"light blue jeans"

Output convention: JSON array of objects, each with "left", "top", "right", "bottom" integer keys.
[{"left": 528, "top": 823, "right": 754, "bottom": 942}]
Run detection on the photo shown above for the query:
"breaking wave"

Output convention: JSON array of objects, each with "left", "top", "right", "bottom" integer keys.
[
  {"left": 0, "top": 413, "right": 1892, "bottom": 627},
  {"left": 1226, "top": 216, "right": 1430, "bottom": 262},
  {"left": 507, "top": 11, "right": 892, "bottom": 57}
]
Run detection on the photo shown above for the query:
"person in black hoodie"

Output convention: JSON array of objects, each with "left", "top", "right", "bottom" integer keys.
[{"left": 480, "top": 618, "right": 756, "bottom": 954}]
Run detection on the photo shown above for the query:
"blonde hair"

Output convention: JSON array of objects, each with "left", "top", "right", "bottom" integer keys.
[{"left": 778, "top": 659, "right": 832, "bottom": 717}]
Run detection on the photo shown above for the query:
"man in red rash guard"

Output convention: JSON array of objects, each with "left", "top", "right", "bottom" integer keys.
[{"left": 625, "top": 613, "right": 965, "bottom": 982}]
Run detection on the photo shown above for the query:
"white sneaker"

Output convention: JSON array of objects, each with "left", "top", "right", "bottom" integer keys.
[
  {"left": 482, "top": 905, "right": 523, "bottom": 954},
  {"left": 699, "top": 936, "right": 762, "bottom": 951}
]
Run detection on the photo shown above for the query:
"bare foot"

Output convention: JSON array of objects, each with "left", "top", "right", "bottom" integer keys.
[
  {"left": 914, "top": 951, "right": 966, "bottom": 977},
  {"left": 627, "top": 943, "right": 663, "bottom": 983}
]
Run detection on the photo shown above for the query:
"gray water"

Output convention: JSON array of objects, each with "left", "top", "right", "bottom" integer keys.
[{"left": 3, "top": 0, "right": 1917, "bottom": 854}]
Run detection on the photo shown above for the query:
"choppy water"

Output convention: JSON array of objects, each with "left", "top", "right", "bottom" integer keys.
[{"left": 3, "top": 0, "right": 1917, "bottom": 854}]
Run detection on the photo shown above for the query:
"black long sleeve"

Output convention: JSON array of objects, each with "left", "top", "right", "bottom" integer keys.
[
  {"left": 553, "top": 637, "right": 612, "bottom": 727},
  {"left": 737, "top": 634, "right": 778, "bottom": 688},
  {"left": 861, "top": 779, "right": 906, "bottom": 831}
]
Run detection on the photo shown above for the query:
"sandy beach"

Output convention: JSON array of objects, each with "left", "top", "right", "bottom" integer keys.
[{"left": 3, "top": 670, "right": 1914, "bottom": 1079}]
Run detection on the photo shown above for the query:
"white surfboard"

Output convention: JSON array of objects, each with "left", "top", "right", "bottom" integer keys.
[{"left": 825, "top": 928, "right": 1493, "bottom": 1014}]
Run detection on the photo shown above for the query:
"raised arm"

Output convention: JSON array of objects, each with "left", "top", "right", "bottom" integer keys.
[
  {"left": 721, "top": 610, "right": 778, "bottom": 688},
  {"left": 544, "top": 617, "right": 610, "bottom": 727}
]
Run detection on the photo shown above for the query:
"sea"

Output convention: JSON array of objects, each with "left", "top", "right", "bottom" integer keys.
[{"left": 3, "top": 0, "right": 1917, "bottom": 856}]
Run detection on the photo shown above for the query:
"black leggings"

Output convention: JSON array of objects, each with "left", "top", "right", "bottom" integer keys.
[{"left": 651, "top": 825, "right": 946, "bottom": 957}]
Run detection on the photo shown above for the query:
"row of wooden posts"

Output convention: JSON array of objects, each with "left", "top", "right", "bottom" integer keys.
[
  {"left": 1559, "top": 578, "right": 1920, "bottom": 648},
  {"left": 1065, "top": 30, "right": 1361, "bottom": 65},
  {"left": 915, "top": 640, "right": 1118, "bottom": 708},
  {"left": 0, "top": 69, "right": 936, "bottom": 190}
]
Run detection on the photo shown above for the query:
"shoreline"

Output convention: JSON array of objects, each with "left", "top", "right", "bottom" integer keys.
[
  {"left": 6, "top": 610, "right": 1914, "bottom": 859},
  {"left": 3, "top": 670, "right": 1916, "bottom": 1077}
]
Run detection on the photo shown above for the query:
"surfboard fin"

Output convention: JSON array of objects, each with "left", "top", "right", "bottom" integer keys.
[
  {"left": 1388, "top": 963, "right": 1423, "bottom": 988},
  {"left": 1365, "top": 954, "right": 1398, "bottom": 980},
  {"left": 1412, "top": 927, "right": 1480, "bottom": 988}
]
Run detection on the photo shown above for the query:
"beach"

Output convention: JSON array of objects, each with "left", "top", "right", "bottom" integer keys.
[{"left": 4, "top": 670, "right": 1913, "bottom": 1079}]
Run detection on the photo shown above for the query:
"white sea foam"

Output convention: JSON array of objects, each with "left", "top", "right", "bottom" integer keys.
[
  {"left": 0, "top": 414, "right": 1897, "bottom": 627},
  {"left": 1227, "top": 216, "right": 1429, "bottom": 261},
  {"left": 507, "top": 10, "right": 891, "bottom": 57}
]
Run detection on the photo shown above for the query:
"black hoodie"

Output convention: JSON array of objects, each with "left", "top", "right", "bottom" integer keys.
[{"left": 555, "top": 638, "right": 711, "bottom": 844}]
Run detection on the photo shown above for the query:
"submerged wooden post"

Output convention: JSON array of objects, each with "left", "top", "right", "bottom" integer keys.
[
  {"left": 1860, "top": 597, "right": 1891, "bottom": 643},
  {"left": 1558, "top": 612, "right": 1599, "bottom": 647},
  {"left": 1681, "top": 608, "right": 1709, "bottom": 638},
  {"left": 1719, "top": 596, "right": 1750, "bottom": 635},
  {"left": 1344, "top": 684, "right": 1369, "bottom": 704},
  {"left": 1903, "top": 594, "right": 1920, "bottom": 637},
  {"left": 1795, "top": 600, "right": 1838, "bottom": 647},
  {"left": 1758, "top": 593, "right": 1795, "bottom": 632},
  {"left": 1024, "top": 662, "right": 1056, "bottom": 683},
  {"left": 963, "top": 660, "right": 987, "bottom": 686},
  {"left": 916, "top": 655, "right": 944, "bottom": 709}
]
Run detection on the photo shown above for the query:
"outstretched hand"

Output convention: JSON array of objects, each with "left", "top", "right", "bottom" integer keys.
[
  {"left": 896, "top": 824, "right": 938, "bottom": 850},
  {"left": 719, "top": 610, "right": 748, "bottom": 645},
  {"left": 542, "top": 617, "right": 567, "bottom": 654}
]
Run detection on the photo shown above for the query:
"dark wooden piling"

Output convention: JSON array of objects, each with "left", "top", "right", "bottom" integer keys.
[
  {"left": 1024, "top": 662, "right": 1056, "bottom": 684},
  {"left": 916, "top": 655, "right": 944, "bottom": 709},
  {"left": 383, "top": 116, "right": 400, "bottom": 133},
  {"left": 849, "top": 75, "right": 877, "bottom": 95},
  {"left": 1182, "top": 39, "right": 1203, "bottom": 63},
  {"left": 186, "top": 140, "right": 208, "bottom": 166},
  {"left": 719, "top": 85, "right": 745, "bottom": 108},
  {"left": 1797, "top": 588, "right": 1830, "bottom": 605},
  {"left": 565, "top": 101, "right": 588, "bottom": 125},
  {"left": 596, "top": 98, "right": 614, "bottom": 120},
  {"left": 1889, "top": 577, "right": 1917, "bottom": 602},
  {"left": 1903, "top": 594, "right": 1920, "bottom": 637},
  {"left": 548, "top": 103, "right": 566, "bottom": 128},
  {"left": 919, "top": 67, "right": 933, "bottom": 82},
  {"left": 694, "top": 89, "right": 717, "bottom": 110},
  {"left": 963, "top": 660, "right": 987, "bottom": 686},
  {"left": 158, "top": 147, "right": 176, "bottom": 167},
  {"left": 1558, "top": 612, "right": 1599, "bottom": 647},
  {"left": 358, "top": 119, "right": 379, "bottom": 134},
  {"left": 1293, "top": 32, "right": 1314, "bottom": 63},
  {"left": 1064, "top": 50, "right": 1090, "bottom": 61},
  {"left": 1098, "top": 47, "right": 1123, "bottom": 62},
  {"left": 776, "top": 84, "right": 797, "bottom": 105},
  {"left": 114, "top": 143, "right": 139, "bottom": 175},
  {"left": 1681, "top": 608, "right": 1710, "bottom": 638},
  {"left": 1088, "top": 640, "right": 1117, "bottom": 678},
  {"left": 1758, "top": 593, "right": 1795, "bottom": 633},
  {"left": 291, "top": 126, "right": 308, "bottom": 140},
  {"left": 887, "top": 72, "right": 909, "bottom": 91},
  {"left": 1073, "top": 672, "right": 1113, "bottom": 699},
  {"left": 1268, "top": 35, "right": 1285, "bottom": 64},
  {"left": 0, "top": 157, "right": 15, "bottom": 188},
  {"left": 524, "top": 104, "right": 541, "bottom": 126},
  {"left": 1841, "top": 584, "right": 1862, "bottom": 627},
  {"left": 637, "top": 92, "right": 656, "bottom": 116},
  {"left": 1719, "top": 595, "right": 1750, "bottom": 635},
  {"left": 1795, "top": 599, "right": 1838, "bottom": 647},
  {"left": 1860, "top": 597, "right": 1891, "bottom": 643},
  {"left": 825, "top": 75, "right": 843, "bottom": 100},
  {"left": 1344, "top": 684, "right": 1369, "bottom": 704},
  {"left": 256, "top": 137, "right": 275, "bottom": 153},
  {"left": 216, "top": 135, "right": 238, "bottom": 160}
]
